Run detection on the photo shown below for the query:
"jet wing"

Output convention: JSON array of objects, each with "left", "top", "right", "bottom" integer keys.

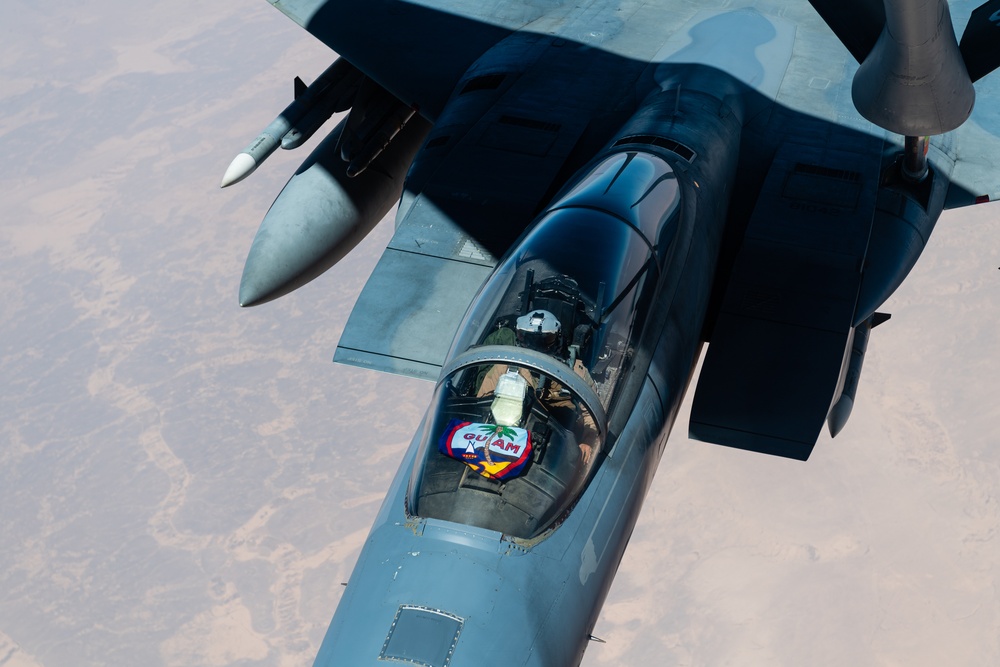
[
  {"left": 946, "top": 61, "right": 1000, "bottom": 207},
  {"left": 806, "top": 0, "right": 1000, "bottom": 82},
  {"left": 267, "top": 0, "right": 549, "bottom": 119},
  {"left": 947, "top": 105, "right": 1000, "bottom": 206},
  {"left": 271, "top": 0, "right": 1000, "bottom": 206}
]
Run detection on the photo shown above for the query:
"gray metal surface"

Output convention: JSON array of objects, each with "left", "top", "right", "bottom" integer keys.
[
  {"left": 691, "top": 135, "right": 883, "bottom": 460},
  {"left": 334, "top": 249, "right": 492, "bottom": 380},
  {"left": 239, "top": 115, "right": 431, "bottom": 306},
  {"left": 852, "top": 0, "right": 975, "bottom": 135}
]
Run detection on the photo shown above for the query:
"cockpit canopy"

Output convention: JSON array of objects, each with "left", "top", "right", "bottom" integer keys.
[
  {"left": 408, "top": 151, "right": 681, "bottom": 539},
  {"left": 410, "top": 355, "right": 600, "bottom": 538},
  {"left": 450, "top": 206, "right": 660, "bottom": 409}
]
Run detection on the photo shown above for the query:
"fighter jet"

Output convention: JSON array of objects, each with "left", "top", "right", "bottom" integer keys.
[{"left": 221, "top": 1, "right": 1000, "bottom": 664}]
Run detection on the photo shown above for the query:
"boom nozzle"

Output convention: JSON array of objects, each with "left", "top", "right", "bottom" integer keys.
[{"left": 852, "top": 0, "right": 974, "bottom": 136}]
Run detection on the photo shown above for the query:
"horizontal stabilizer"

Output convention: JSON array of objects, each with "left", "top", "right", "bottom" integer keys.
[
  {"left": 960, "top": 1, "right": 1000, "bottom": 82},
  {"left": 806, "top": 0, "right": 885, "bottom": 63}
]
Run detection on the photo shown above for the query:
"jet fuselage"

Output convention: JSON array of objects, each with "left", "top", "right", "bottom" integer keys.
[{"left": 312, "top": 79, "right": 742, "bottom": 666}]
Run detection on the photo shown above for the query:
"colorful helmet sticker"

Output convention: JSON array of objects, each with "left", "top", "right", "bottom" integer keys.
[{"left": 438, "top": 419, "right": 533, "bottom": 480}]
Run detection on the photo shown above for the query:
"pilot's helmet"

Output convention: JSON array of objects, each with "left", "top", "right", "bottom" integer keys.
[{"left": 515, "top": 310, "right": 562, "bottom": 353}]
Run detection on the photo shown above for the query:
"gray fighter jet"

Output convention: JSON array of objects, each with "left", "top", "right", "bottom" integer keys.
[{"left": 221, "top": 1, "right": 1000, "bottom": 665}]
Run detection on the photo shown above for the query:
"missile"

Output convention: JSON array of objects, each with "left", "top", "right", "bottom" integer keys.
[
  {"left": 279, "top": 97, "right": 342, "bottom": 151},
  {"left": 280, "top": 66, "right": 363, "bottom": 150},
  {"left": 238, "top": 112, "right": 431, "bottom": 306},
  {"left": 220, "top": 58, "right": 362, "bottom": 188},
  {"left": 827, "top": 312, "right": 890, "bottom": 437}
]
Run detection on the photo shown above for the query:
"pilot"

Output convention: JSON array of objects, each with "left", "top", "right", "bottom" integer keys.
[{"left": 477, "top": 310, "right": 597, "bottom": 464}]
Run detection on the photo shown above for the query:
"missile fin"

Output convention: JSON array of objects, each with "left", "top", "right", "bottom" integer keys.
[
  {"left": 328, "top": 68, "right": 364, "bottom": 113},
  {"left": 960, "top": 1, "right": 1000, "bottom": 82}
]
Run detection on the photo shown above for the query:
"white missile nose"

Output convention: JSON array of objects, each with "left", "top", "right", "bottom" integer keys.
[{"left": 220, "top": 153, "right": 258, "bottom": 188}]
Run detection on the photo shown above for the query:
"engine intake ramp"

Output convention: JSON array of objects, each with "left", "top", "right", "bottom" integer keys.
[{"left": 690, "top": 136, "right": 881, "bottom": 460}]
